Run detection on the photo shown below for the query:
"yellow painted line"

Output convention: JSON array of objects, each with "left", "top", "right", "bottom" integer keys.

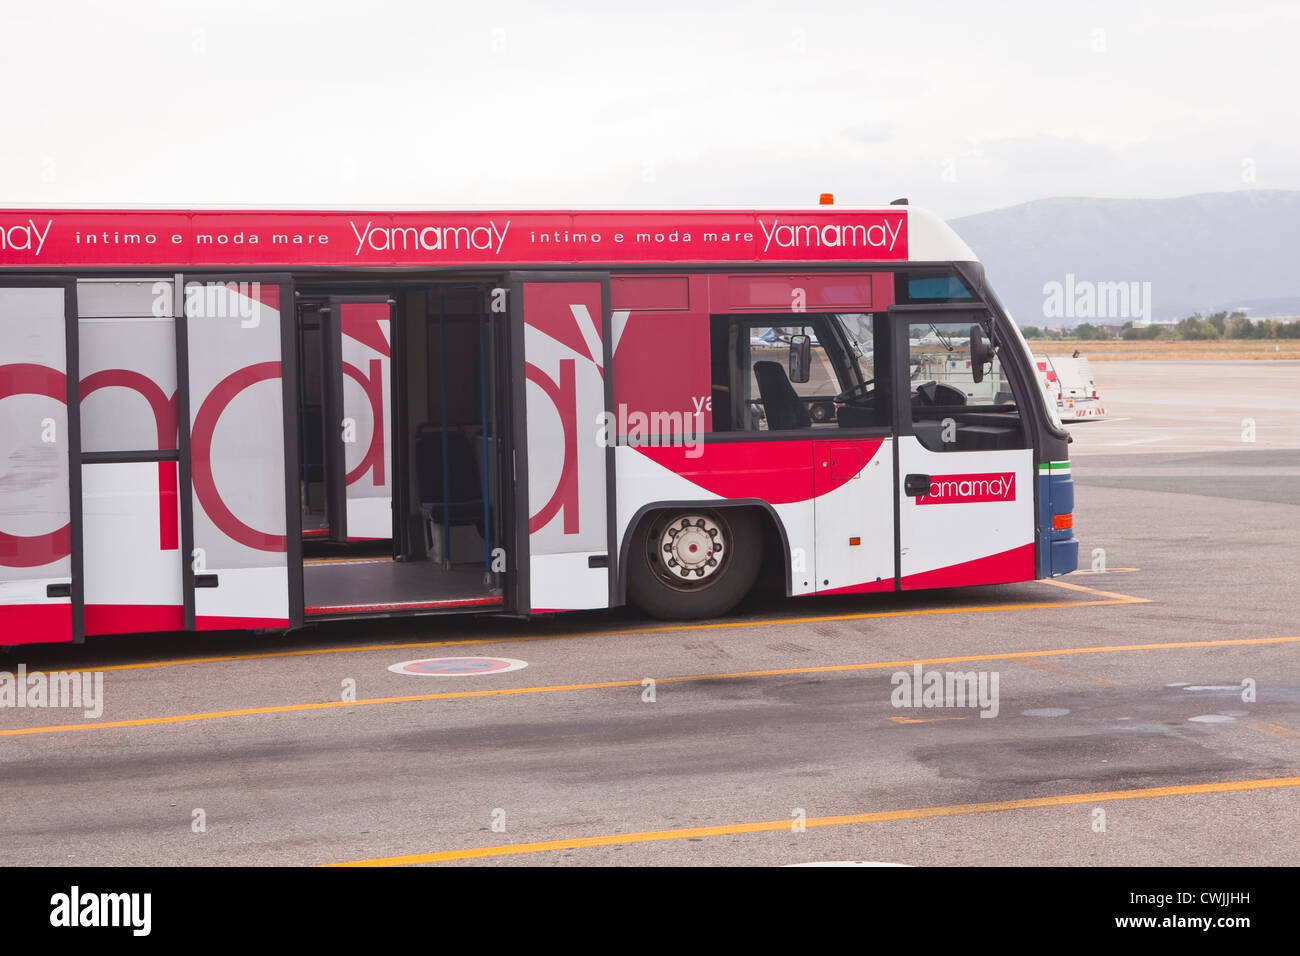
[
  {"left": 304, "top": 557, "right": 392, "bottom": 565},
  {"left": 6, "top": 633, "right": 1299, "bottom": 739},
  {"left": 662, "top": 596, "right": 1147, "bottom": 622},
  {"left": 1067, "top": 567, "right": 1141, "bottom": 575},
  {"left": 0, "top": 681, "right": 640, "bottom": 737},
  {"left": 33, "top": 585, "right": 1148, "bottom": 676},
  {"left": 1037, "top": 577, "right": 1149, "bottom": 602},
  {"left": 326, "top": 775, "right": 1300, "bottom": 866}
]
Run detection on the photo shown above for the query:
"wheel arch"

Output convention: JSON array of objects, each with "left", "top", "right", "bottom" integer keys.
[{"left": 615, "top": 498, "right": 792, "bottom": 605}]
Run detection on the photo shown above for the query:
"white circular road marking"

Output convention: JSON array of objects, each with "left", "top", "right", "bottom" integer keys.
[
  {"left": 785, "top": 861, "right": 912, "bottom": 867},
  {"left": 388, "top": 657, "right": 529, "bottom": 677}
]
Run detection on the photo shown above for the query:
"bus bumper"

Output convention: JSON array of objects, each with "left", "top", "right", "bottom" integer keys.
[{"left": 1038, "top": 463, "right": 1078, "bottom": 577}]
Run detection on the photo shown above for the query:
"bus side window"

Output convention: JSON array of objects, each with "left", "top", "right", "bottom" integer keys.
[
  {"left": 907, "top": 320, "right": 1027, "bottom": 452},
  {"left": 709, "top": 317, "right": 845, "bottom": 433},
  {"left": 708, "top": 314, "right": 891, "bottom": 434},
  {"left": 827, "top": 312, "right": 887, "bottom": 429}
]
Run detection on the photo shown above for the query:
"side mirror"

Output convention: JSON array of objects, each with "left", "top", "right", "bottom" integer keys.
[
  {"left": 969, "top": 323, "right": 995, "bottom": 384},
  {"left": 788, "top": 334, "right": 811, "bottom": 383}
]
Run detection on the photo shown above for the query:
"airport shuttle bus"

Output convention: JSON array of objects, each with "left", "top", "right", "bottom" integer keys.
[{"left": 0, "top": 201, "right": 1078, "bottom": 646}]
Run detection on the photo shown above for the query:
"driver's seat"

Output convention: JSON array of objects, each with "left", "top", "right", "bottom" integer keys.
[
  {"left": 913, "top": 381, "right": 968, "bottom": 407},
  {"left": 753, "top": 361, "right": 810, "bottom": 430}
]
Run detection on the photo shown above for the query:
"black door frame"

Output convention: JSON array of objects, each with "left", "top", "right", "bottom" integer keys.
[
  {"left": 319, "top": 294, "right": 392, "bottom": 545},
  {"left": 0, "top": 276, "right": 83, "bottom": 641}
]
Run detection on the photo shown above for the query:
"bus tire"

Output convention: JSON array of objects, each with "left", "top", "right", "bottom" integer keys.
[{"left": 627, "top": 508, "right": 762, "bottom": 620}]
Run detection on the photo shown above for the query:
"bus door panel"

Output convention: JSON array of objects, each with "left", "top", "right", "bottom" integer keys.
[
  {"left": 894, "top": 311, "right": 1035, "bottom": 589},
  {"left": 510, "top": 275, "right": 611, "bottom": 613},
  {"left": 897, "top": 441, "right": 1034, "bottom": 586},
  {"left": 0, "top": 281, "right": 79, "bottom": 644},
  {"left": 77, "top": 277, "right": 183, "bottom": 635},
  {"left": 184, "top": 277, "right": 300, "bottom": 629},
  {"left": 813, "top": 439, "right": 895, "bottom": 594},
  {"left": 323, "top": 297, "right": 392, "bottom": 542},
  {"left": 81, "top": 462, "right": 182, "bottom": 634}
]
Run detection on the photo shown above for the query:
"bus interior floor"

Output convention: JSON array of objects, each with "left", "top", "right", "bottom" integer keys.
[{"left": 303, "top": 558, "right": 498, "bottom": 612}]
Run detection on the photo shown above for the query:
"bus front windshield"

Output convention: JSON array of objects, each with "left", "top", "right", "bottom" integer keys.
[
  {"left": 832, "top": 312, "right": 875, "bottom": 386},
  {"left": 987, "top": 287, "right": 1066, "bottom": 433}
]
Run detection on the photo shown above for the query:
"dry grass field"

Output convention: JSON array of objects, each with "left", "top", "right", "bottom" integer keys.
[{"left": 1034, "top": 338, "right": 1300, "bottom": 361}]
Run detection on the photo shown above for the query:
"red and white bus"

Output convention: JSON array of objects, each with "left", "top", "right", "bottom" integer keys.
[{"left": 0, "top": 200, "right": 1078, "bottom": 646}]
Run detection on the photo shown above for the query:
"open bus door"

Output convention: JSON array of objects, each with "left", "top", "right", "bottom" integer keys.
[
  {"left": 321, "top": 296, "right": 394, "bottom": 543},
  {"left": 182, "top": 275, "right": 302, "bottom": 630},
  {"left": 507, "top": 273, "right": 614, "bottom": 614},
  {"left": 0, "top": 279, "right": 81, "bottom": 643}
]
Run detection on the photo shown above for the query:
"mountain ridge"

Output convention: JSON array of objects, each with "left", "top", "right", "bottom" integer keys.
[{"left": 948, "top": 190, "right": 1300, "bottom": 324}]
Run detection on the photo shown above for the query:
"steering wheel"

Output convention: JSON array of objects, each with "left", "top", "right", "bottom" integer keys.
[{"left": 834, "top": 378, "right": 875, "bottom": 404}]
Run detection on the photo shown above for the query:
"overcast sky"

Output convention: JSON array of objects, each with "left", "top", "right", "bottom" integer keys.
[{"left": 2, "top": 0, "right": 1296, "bottom": 218}]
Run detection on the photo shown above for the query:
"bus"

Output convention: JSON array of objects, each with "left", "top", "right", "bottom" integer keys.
[{"left": 0, "top": 200, "right": 1078, "bottom": 646}]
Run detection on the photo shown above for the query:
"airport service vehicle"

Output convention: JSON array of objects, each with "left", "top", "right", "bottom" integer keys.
[
  {"left": 1035, "top": 355, "right": 1108, "bottom": 422},
  {"left": 0, "top": 200, "right": 1078, "bottom": 646}
]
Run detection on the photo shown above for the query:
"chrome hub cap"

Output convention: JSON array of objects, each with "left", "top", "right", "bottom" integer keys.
[{"left": 659, "top": 515, "right": 724, "bottom": 580}]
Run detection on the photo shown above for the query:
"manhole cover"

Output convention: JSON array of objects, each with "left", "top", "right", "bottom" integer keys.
[{"left": 388, "top": 657, "right": 528, "bottom": 676}]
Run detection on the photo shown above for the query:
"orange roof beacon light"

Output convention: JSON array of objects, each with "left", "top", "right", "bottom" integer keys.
[{"left": 819, "top": 192, "right": 834, "bottom": 205}]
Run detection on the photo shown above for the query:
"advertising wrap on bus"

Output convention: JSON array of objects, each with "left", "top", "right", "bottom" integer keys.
[
  {"left": 0, "top": 209, "right": 909, "bottom": 268},
  {"left": 0, "top": 204, "right": 1077, "bottom": 647}
]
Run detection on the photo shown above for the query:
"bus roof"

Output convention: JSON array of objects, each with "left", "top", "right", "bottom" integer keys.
[{"left": 0, "top": 204, "right": 977, "bottom": 269}]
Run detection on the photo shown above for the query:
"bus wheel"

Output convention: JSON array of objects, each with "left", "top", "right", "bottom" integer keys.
[{"left": 628, "top": 508, "right": 761, "bottom": 620}]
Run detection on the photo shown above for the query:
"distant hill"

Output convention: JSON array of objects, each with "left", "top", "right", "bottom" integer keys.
[{"left": 948, "top": 191, "right": 1300, "bottom": 325}]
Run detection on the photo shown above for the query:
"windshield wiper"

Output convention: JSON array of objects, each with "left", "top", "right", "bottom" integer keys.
[{"left": 928, "top": 322, "right": 955, "bottom": 351}]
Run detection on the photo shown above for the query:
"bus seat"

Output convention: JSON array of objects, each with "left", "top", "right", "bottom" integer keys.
[
  {"left": 753, "top": 361, "right": 810, "bottom": 430},
  {"left": 414, "top": 426, "right": 485, "bottom": 555},
  {"left": 298, "top": 406, "right": 326, "bottom": 511},
  {"left": 302, "top": 406, "right": 325, "bottom": 482}
]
